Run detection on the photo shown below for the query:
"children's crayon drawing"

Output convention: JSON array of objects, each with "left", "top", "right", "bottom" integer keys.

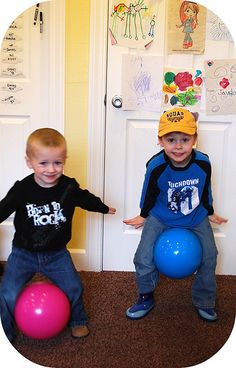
[
  {"left": 122, "top": 54, "right": 163, "bottom": 111},
  {"left": 206, "top": 10, "right": 233, "bottom": 43},
  {"left": 205, "top": 59, "right": 236, "bottom": 115},
  {"left": 109, "top": 0, "right": 159, "bottom": 49},
  {"left": 167, "top": 0, "right": 206, "bottom": 54},
  {"left": 162, "top": 68, "right": 202, "bottom": 112}
]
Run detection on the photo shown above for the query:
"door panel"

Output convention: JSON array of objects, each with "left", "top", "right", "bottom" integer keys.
[
  {"left": 0, "top": 1, "right": 64, "bottom": 260},
  {"left": 103, "top": 0, "right": 236, "bottom": 274}
]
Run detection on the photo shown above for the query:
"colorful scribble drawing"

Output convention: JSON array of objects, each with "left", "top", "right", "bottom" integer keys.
[
  {"left": 163, "top": 69, "right": 202, "bottom": 109},
  {"left": 122, "top": 54, "right": 163, "bottom": 111},
  {"left": 176, "top": 1, "right": 199, "bottom": 49},
  {"left": 111, "top": 1, "right": 151, "bottom": 41},
  {"left": 132, "top": 69, "right": 151, "bottom": 98}
]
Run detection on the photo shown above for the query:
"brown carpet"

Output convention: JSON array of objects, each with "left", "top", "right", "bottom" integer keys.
[{"left": 11, "top": 272, "right": 236, "bottom": 368}]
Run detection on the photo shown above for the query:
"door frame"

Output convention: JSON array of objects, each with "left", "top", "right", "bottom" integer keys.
[
  {"left": 47, "top": 0, "right": 65, "bottom": 132},
  {"left": 85, "top": 0, "right": 108, "bottom": 271}
]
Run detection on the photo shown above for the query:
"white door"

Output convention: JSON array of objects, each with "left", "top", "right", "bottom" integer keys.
[
  {"left": 0, "top": 0, "right": 65, "bottom": 260},
  {"left": 103, "top": 0, "right": 236, "bottom": 275}
]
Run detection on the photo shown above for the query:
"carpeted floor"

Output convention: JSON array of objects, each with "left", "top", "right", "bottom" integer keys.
[{"left": 10, "top": 272, "right": 236, "bottom": 368}]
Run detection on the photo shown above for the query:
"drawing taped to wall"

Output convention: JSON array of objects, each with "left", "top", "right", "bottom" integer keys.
[
  {"left": 176, "top": 1, "right": 199, "bottom": 49},
  {"left": 162, "top": 67, "right": 202, "bottom": 112},
  {"left": 167, "top": 0, "right": 206, "bottom": 54},
  {"left": 206, "top": 10, "right": 233, "bottom": 43},
  {"left": 109, "top": 0, "right": 159, "bottom": 49},
  {"left": 205, "top": 59, "right": 236, "bottom": 115},
  {"left": 122, "top": 54, "right": 163, "bottom": 111}
]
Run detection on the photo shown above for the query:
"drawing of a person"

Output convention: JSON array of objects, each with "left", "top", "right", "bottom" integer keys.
[
  {"left": 148, "top": 15, "right": 156, "bottom": 37},
  {"left": 176, "top": 1, "right": 199, "bottom": 49}
]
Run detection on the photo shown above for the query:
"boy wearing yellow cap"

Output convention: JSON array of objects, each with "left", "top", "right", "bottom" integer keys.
[{"left": 124, "top": 107, "right": 227, "bottom": 322}]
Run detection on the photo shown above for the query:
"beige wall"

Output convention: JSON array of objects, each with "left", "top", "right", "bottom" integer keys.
[{"left": 64, "top": 0, "right": 90, "bottom": 249}]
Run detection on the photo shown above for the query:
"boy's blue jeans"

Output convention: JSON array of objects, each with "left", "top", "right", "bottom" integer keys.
[
  {"left": 0, "top": 247, "right": 88, "bottom": 342},
  {"left": 134, "top": 215, "right": 218, "bottom": 309}
]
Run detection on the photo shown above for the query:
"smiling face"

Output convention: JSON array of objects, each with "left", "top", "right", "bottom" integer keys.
[
  {"left": 184, "top": 7, "right": 196, "bottom": 18},
  {"left": 25, "top": 143, "right": 66, "bottom": 188},
  {"left": 159, "top": 132, "right": 197, "bottom": 167}
]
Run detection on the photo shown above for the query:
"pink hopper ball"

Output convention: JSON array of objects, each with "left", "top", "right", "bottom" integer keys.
[{"left": 14, "top": 282, "right": 70, "bottom": 339}]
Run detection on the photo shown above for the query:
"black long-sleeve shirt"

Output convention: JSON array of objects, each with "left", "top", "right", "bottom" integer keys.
[{"left": 0, "top": 174, "right": 109, "bottom": 251}]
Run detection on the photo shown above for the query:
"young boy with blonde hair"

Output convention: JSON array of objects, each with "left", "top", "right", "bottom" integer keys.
[
  {"left": 0, "top": 128, "right": 116, "bottom": 342},
  {"left": 124, "top": 108, "right": 227, "bottom": 322}
]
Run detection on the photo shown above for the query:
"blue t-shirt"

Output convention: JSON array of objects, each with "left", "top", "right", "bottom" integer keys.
[{"left": 140, "top": 149, "right": 214, "bottom": 228}]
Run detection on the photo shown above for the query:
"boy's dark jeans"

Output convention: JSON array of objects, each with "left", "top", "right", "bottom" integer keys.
[{"left": 0, "top": 247, "right": 87, "bottom": 342}]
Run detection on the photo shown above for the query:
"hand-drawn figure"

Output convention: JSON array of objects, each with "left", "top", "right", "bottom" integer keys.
[
  {"left": 176, "top": 1, "right": 199, "bottom": 49},
  {"left": 148, "top": 15, "right": 156, "bottom": 37},
  {"left": 123, "top": 1, "right": 148, "bottom": 40},
  {"left": 111, "top": 1, "right": 149, "bottom": 41},
  {"left": 111, "top": 3, "right": 129, "bottom": 36}
]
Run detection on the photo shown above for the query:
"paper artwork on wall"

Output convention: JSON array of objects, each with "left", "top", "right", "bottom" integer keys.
[
  {"left": 206, "top": 10, "right": 233, "bottom": 43},
  {"left": 167, "top": 0, "right": 206, "bottom": 54},
  {"left": 162, "top": 68, "right": 202, "bottom": 112},
  {"left": 109, "top": 0, "right": 159, "bottom": 49},
  {"left": 205, "top": 59, "right": 236, "bottom": 115},
  {"left": 122, "top": 54, "right": 163, "bottom": 111}
]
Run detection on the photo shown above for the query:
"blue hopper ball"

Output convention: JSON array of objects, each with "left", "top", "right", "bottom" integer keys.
[{"left": 154, "top": 228, "right": 202, "bottom": 279}]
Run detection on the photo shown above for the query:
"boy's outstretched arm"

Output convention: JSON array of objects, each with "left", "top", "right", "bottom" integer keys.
[
  {"left": 123, "top": 215, "right": 145, "bottom": 229},
  {"left": 208, "top": 213, "right": 228, "bottom": 225}
]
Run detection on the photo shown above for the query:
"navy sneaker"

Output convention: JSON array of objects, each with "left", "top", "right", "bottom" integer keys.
[
  {"left": 196, "top": 307, "right": 218, "bottom": 322},
  {"left": 126, "top": 293, "right": 154, "bottom": 320}
]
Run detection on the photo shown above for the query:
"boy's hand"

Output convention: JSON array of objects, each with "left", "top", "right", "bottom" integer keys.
[
  {"left": 108, "top": 207, "right": 116, "bottom": 215},
  {"left": 123, "top": 215, "right": 145, "bottom": 229},
  {"left": 209, "top": 213, "right": 228, "bottom": 225}
]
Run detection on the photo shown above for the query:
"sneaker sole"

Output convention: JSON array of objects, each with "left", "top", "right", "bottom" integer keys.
[
  {"left": 71, "top": 331, "right": 90, "bottom": 339},
  {"left": 196, "top": 308, "right": 218, "bottom": 322},
  {"left": 126, "top": 304, "right": 154, "bottom": 320}
]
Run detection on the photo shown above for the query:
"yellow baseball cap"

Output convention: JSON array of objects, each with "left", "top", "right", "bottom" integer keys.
[{"left": 158, "top": 108, "right": 197, "bottom": 137}]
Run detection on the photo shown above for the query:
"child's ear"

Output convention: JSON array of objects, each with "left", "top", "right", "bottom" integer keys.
[
  {"left": 193, "top": 133, "right": 198, "bottom": 145},
  {"left": 25, "top": 155, "right": 32, "bottom": 169},
  {"left": 158, "top": 136, "right": 164, "bottom": 147},
  {"left": 192, "top": 112, "right": 199, "bottom": 122}
]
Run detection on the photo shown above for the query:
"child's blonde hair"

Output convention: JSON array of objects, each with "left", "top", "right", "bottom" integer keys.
[{"left": 26, "top": 128, "right": 67, "bottom": 158}]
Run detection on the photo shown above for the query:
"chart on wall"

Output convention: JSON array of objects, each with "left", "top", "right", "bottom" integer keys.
[{"left": 0, "top": 15, "right": 25, "bottom": 106}]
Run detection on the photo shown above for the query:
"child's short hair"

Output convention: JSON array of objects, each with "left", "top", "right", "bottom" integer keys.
[
  {"left": 26, "top": 128, "right": 67, "bottom": 157},
  {"left": 158, "top": 108, "right": 198, "bottom": 137}
]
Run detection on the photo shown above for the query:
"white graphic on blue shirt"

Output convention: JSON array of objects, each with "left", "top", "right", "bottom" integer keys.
[
  {"left": 168, "top": 186, "right": 199, "bottom": 215},
  {"left": 26, "top": 202, "right": 66, "bottom": 226}
]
